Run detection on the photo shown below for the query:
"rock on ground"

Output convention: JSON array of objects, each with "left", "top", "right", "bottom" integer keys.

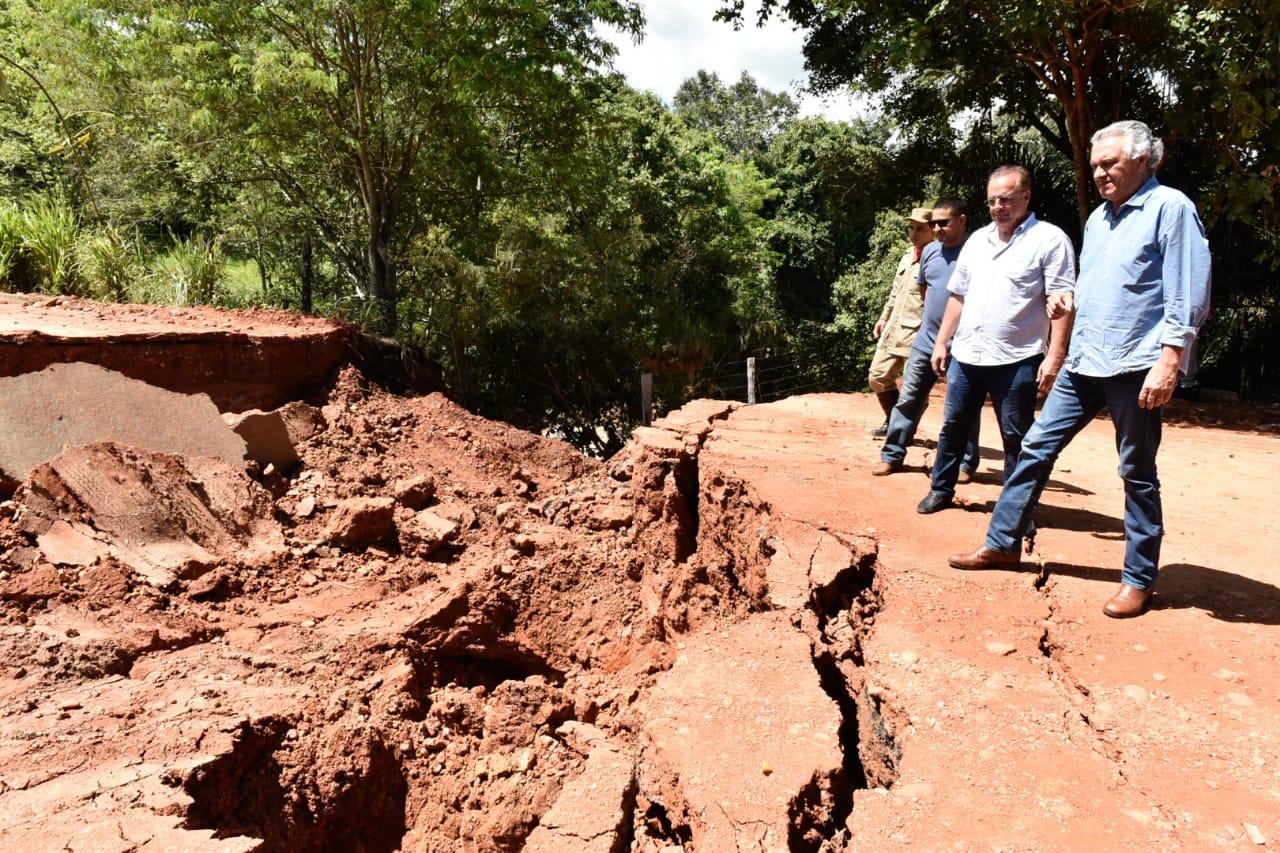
[{"left": 222, "top": 409, "right": 299, "bottom": 470}]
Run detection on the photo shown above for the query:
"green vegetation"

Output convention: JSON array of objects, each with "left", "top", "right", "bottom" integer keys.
[{"left": 1, "top": 1, "right": 1277, "bottom": 452}]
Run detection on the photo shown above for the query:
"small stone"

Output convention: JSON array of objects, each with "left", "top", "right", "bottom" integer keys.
[
  {"left": 1122, "top": 684, "right": 1148, "bottom": 702},
  {"left": 761, "top": 761, "right": 772, "bottom": 776},
  {"left": 322, "top": 497, "right": 396, "bottom": 548},
  {"left": 393, "top": 474, "right": 437, "bottom": 510},
  {"left": 495, "top": 502, "right": 520, "bottom": 526},
  {"left": 57, "top": 699, "right": 82, "bottom": 711},
  {"left": 300, "top": 571, "right": 319, "bottom": 587},
  {"left": 1227, "top": 692, "right": 1254, "bottom": 707},
  {"left": 895, "top": 781, "right": 935, "bottom": 800},
  {"left": 898, "top": 650, "right": 919, "bottom": 665},
  {"left": 514, "top": 747, "right": 535, "bottom": 773},
  {"left": 985, "top": 641, "right": 1017, "bottom": 656},
  {"left": 296, "top": 496, "right": 316, "bottom": 518},
  {"left": 1244, "top": 823, "right": 1266, "bottom": 845},
  {"left": 1151, "top": 672, "right": 1166, "bottom": 682},
  {"left": 301, "top": 619, "right": 316, "bottom": 629},
  {"left": 1132, "top": 644, "right": 1148, "bottom": 652},
  {"left": 1214, "top": 669, "right": 1245, "bottom": 682}
]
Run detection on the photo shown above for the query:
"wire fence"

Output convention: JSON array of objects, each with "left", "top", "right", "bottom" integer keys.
[{"left": 641, "top": 333, "right": 874, "bottom": 423}]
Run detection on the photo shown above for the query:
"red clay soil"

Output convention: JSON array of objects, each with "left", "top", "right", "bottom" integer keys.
[
  {"left": 0, "top": 293, "right": 440, "bottom": 411},
  {"left": 1, "top": 298, "right": 1278, "bottom": 851}
]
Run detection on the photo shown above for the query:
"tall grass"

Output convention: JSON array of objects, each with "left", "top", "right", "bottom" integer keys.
[
  {"left": 145, "top": 233, "right": 226, "bottom": 306},
  {"left": 77, "top": 226, "right": 143, "bottom": 301},
  {"left": 18, "top": 198, "right": 79, "bottom": 294},
  {"left": 0, "top": 198, "right": 79, "bottom": 293},
  {"left": 0, "top": 195, "right": 242, "bottom": 308},
  {"left": 0, "top": 204, "right": 21, "bottom": 288}
]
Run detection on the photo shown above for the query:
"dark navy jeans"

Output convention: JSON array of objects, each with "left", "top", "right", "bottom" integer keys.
[
  {"left": 881, "top": 348, "right": 980, "bottom": 471},
  {"left": 929, "top": 354, "right": 1043, "bottom": 498},
  {"left": 984, "top": 369, "right": 1163, "bottom": 589}
]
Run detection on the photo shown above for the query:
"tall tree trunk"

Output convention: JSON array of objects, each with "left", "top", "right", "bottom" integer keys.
[
  {"left": 300, "top": 235, "right": 313, "bottom": 314},
  {"left": 366, "top": 219, "right": 397, "bottom": 335},
  {"left": 1064, "top": 93, "right": 1094, "bottom": 231}
]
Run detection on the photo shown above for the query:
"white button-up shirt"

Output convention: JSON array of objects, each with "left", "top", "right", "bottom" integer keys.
[{"left": 948, "top": 213, "right": 1076, "bottom": 367}]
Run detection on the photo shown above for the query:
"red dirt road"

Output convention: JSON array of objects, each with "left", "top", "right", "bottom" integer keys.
[
  {"left": 2, "top": 292, "right": 1278, "bottom": 851},
  {"left": 705, "top": 389, "right": 1280, "bottom": 849}
]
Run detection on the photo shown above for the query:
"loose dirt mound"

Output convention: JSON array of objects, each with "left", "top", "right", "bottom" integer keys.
[{"left": 0, "top": 362, "right": 883, "bottom": 851}]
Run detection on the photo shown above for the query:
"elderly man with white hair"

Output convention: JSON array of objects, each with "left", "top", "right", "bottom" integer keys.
[{"left": 947, "top": 120, "right": 1212, "bottom": 619}]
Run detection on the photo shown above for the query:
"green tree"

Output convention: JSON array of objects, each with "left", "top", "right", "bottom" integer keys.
[
  {"left": 404, "top": 85, "right": 779, "bottom": 454},
  {"left": 673, "top": 69, "right": 798, "bottom": 157},
  {"left": 759, "top": 115, "right": 918, "bottom": 323},
  {"left": 717, "top": 0, "right": 1171, "bottom": 227},
  {"left": 40, "top": 0, "right": 643, "bottom": 332}
]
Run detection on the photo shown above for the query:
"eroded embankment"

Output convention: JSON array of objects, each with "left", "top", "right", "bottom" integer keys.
[
  {"left": 0, "top": 369, "right": 898, "bottom": 851},
  {"left": 0, "top": 293, "right": 441, "bottom": 411}
]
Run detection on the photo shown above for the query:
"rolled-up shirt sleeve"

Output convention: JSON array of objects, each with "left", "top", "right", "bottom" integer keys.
[
  {"left": 1158, "top": 202, "right": 1212, "bottom": 350},
  {"left": 947, "top": 253, "right": 971, "bottom": 297},
  {"left": 1040, "top": 233, "right": 1077, "bottom": 294}
]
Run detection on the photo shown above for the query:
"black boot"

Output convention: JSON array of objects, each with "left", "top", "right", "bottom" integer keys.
[{"left": 871, "top": 389, "right": 899, "bottom": 437}]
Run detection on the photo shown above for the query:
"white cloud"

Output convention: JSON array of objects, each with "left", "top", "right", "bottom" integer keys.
[{"left": 600, "top": 0, "right": 869, "bottom": 123}]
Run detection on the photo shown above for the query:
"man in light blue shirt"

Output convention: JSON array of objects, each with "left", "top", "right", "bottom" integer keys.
[{"left": 949, "top": 120, "right": 1212, "bottom": 619}]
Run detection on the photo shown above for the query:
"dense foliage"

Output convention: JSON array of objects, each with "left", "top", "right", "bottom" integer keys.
[{"left": 2, "top": 1, "right": 1277, "bottom": 452}]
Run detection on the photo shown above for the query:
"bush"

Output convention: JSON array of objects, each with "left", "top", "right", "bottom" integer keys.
[
  {"left": 144, "top": 233, "right": 227, "bottom": 306},
  {"left": 0, "top": 204, "right": 21, "bottom": 289},
  {"left": 826, "top": 208, "right": 913, "bottom": 389},
  {"left": 77, "top": 227, "right": 143, "bottom": 301},
  {"left": 18, "top": 198, "right": 79, "bottom": 294},
  {"left": 0, "top": 198, "right": 81, "bottom": 294}
]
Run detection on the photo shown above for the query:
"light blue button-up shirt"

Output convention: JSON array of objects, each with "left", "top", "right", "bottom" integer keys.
[{"left": 1067, "top": 176, "right": 1212, "bottom": 377}]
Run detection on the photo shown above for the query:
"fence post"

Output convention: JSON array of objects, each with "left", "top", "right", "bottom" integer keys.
[
  {"left": 640, "top": 372, "right": 653, "bottom": 425},
  {"left": 746, "top": 357, "right": 757, "bottom": 404}
]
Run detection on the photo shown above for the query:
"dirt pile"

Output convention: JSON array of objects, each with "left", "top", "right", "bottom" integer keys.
[{"left": 0, "top": 361, "right": 890, "bottom": 851}]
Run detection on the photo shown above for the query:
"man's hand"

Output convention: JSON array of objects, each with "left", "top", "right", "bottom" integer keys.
[
  {"left": 873, "top": 319, "right": 885, "bottom": 340},
  {"left": 1037, "top": 355, "right": 1063, "bottom": 397},
  {"left": 1139, "top": 358, "right": 1179, "bottom": 409},
  {"left": 931, "top": 341, "right": 949, "bottom": 376},
  {"left": 1046, "top": 291, "right": 1074, "bottom": 320}
]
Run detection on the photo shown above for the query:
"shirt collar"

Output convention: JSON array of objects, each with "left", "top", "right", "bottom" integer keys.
[
  {"left": 1106, "top": 175, "right": 1160, "bottom": 217},
  {"left": 983, "top": 212, "right": 1038, "bottom": 243}
]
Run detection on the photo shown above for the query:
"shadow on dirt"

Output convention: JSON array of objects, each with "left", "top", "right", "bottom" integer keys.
[{"left": 1043, "top": 562, "right": 1280, "bottom": 625}]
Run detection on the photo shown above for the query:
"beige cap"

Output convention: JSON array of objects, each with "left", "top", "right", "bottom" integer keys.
[{"left": 907, "top": 206, "right": 933, "bottom": 224}]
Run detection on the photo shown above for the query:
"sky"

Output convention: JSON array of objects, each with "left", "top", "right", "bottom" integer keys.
[{"left": 599, "top": 1, "right": 868, "bottom": 122}]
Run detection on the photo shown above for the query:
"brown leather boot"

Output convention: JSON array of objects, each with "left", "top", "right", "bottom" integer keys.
[
  {"left": 1103, "top": 584, "right": 1153, "bottom": 618},
  {"left": 948, "top": 546, "right": 1021, "bottom": 570}
]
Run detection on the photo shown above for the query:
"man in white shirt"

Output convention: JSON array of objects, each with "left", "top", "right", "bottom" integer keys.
[{"left": 916, "top": 165, "right": 1077, "bottom": 514}]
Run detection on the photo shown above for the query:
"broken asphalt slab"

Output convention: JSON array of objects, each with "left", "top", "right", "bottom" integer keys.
[{"left": 0, "top": 362, "right": 246, "bottom": 489}]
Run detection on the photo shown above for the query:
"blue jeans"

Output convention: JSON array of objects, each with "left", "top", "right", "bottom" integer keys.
[
  {"left": 881, "top": 349, "right": 980, "bottom": 470},
  {"left": 929, "top": 354, "right": 1042, "bottom": 498},
  {"left": 984, "top": 370, "right": 1163, "bottom": 589}
]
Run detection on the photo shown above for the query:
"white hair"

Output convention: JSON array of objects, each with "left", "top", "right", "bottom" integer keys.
[{"left": 1091, "top": 120, "right": 1165, "bottom": 171}]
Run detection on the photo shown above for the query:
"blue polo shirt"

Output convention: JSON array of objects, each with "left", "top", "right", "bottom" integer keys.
[
  {"left": 1068, "top": 176, "right": 1212, "bottom": 377},
  {"left": 913, "top": 238, "right": 966, "bottom": 356}
]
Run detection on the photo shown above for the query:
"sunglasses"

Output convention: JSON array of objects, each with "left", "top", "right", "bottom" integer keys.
[{"left": 928, "top": 218, "right": 951, "bottom": 228}]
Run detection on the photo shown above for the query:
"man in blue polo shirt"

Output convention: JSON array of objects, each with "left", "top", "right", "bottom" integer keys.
[
  {"left": 949, "top": 120, "right": 1212, "bottom": 619},
  {"left": 872, "top": 197, "right": 980, "bottom": 478}
]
